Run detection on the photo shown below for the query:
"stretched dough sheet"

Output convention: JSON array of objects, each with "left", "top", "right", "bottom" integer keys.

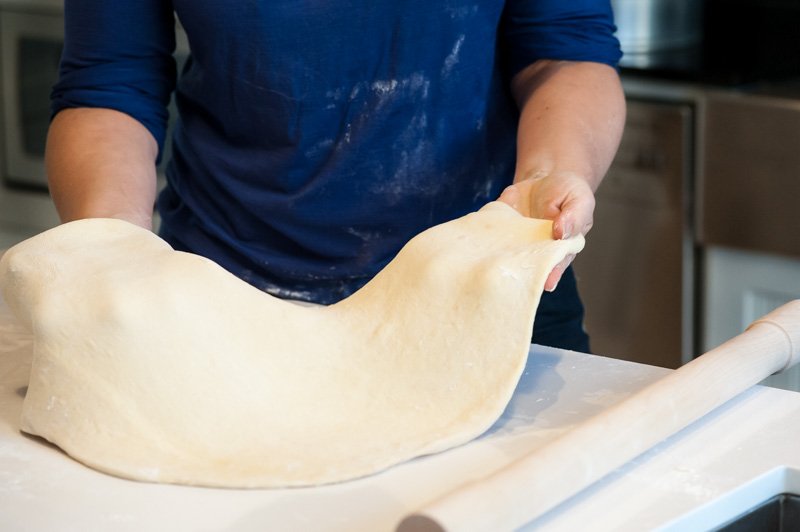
[{"left": 0, "top": 202, "right": 583, "bottom": 488}]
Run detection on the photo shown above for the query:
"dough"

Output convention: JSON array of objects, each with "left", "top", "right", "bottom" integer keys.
[{"left": 0, "top": 202, "right": 583, "bottom": 488}]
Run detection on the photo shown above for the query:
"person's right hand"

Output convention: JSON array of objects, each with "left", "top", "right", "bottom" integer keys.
[{"left": 497, "top": 170, "right": 595, "bottom": 292}]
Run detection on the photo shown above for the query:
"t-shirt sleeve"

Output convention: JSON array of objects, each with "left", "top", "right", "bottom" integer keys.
[
  {"left": 52, "top": 0, "right": 178, "bottom": 159},
  {"left": 501, "top": 0, "right": 622, "bottom": 77}
]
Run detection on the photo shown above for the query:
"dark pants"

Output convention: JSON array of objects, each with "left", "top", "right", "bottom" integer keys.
[{"left": 531, "top": 265, "right": 590, "bottom": 353}]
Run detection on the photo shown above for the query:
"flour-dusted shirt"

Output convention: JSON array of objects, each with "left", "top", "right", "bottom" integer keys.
[{"left": 53, "top": 0, "right": 621, "bottom": 304}]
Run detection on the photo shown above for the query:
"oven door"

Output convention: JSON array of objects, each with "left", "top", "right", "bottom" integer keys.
[{"left": 0, "top": 8, "right": 63, "bottom": 190}]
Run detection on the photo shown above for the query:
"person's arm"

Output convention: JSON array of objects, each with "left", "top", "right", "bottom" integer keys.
[
  {"left": 47, "top": 0, "right": 177, "bottom": 229},
  {"left": 46, "top": 107, "right": 160, "bottom": 229},
  {"left": 498, "top": 59, "right": 625, "bottom": 291}
]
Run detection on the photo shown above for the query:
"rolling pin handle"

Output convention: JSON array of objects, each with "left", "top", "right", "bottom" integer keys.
[
  {"left": 396, "top": 515, "right": 445, "bottom": 532},
  {"left": 746, "top": 300, "right": 800, "bottom": 373}
]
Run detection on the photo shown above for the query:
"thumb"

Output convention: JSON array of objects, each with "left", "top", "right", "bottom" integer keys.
[
  {"left": 497, "top": 185, "right": 521, "bottom": 211},
  {"left": 552, "top": 212, "right": 574, "bottom": 241},
  {"left": 552, "top": 195, "right": 595, "bottom": 240}
]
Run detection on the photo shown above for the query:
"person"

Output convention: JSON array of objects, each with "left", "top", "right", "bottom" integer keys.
[{"left": 46, "top": 1, "right": 625, "bottom": 352}]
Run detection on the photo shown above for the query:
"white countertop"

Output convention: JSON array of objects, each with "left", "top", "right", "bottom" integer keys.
[{"left": 2, "top": 293, "right": 800, "bottom": 531}]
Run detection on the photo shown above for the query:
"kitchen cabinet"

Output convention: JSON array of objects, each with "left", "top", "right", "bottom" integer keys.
[
  {"left": 699, "top": 90, "right": 800, "bottom": 258},
  {"left": 581, "top": 76, "right": 800, "bottom": 383},
  {"left": 574, "top": 97, "right": 694, "bottom": 369},
  {"left": 698, "top": 87, "right": 800, "bottom": 392},
  {"left": 702, "top": 246, "right": 800, "bottom": 392}
]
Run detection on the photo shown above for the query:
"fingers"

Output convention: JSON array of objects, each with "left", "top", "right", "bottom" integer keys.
[
  {"left": 545, "top": 254, "right": 574, "bottom": 292},
  {"left": 497, "top": 174, "right": 595, "bottom": 236},
  {"left": 496, "top": 175, "right": 591, "bottom": 293},
  {"left": 552, "top": 214, "right": 573, "bottom": 241},
  {"left": 552, "top": 189, "right": 595, "bottom": 241},
  {"left": 497, "top": 185, "right": 521, "bottom": 211},
  {"left": 496, "top": 176, "right": 590, "bottom": 292}
]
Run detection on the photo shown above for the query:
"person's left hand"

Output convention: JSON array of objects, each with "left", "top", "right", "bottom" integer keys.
[{"left": 497, "top": 171, "right": 595, "bottom": 292}]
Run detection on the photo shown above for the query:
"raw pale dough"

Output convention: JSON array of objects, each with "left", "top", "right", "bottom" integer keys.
[{"left": 0, "top": 202, "right": 583, "bottom": 488}]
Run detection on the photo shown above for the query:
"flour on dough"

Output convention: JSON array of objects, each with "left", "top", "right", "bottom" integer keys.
[{"left": 0, "top": 202, "right": 583, "bottom": 488}]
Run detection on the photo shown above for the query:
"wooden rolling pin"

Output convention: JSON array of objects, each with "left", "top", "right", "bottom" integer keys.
[{"left": 398, "top": 300, "right": 800, "bottom": 532}]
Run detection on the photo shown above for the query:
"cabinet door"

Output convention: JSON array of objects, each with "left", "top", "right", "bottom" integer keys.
[
  {"left": 574, "top": 99, "right": 693, "bottom": 369},
  {"left": 700, "top": 91, "right": 800, "bottom": 258},
  {"left": 703, "top": 246, "right": 800, "bottom": 392}
]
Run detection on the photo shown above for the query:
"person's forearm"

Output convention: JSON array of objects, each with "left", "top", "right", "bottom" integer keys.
[
  {"left": 511, "top": 60, "right": 625, "bottom": 192},
  {"left": 498, "top": 59, "right": 625, "bottom": 291},
  {"left": 46, "top": 108, "right": 160, "bottom": 229}
]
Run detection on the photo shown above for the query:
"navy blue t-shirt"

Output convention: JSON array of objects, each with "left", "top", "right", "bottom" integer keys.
[{"left": 53, "top": 0, "right": 620, "bottom": 304}]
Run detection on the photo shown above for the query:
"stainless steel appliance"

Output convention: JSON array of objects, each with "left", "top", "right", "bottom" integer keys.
[
  {"left": 574, "top": 99, "right": 694, "bottom": 368},
  {"left": 0, "top": 5, "right": 62, "bottom": 190},
  {"left": 0, "top": 5, "right": 189, "bottom": 192},
  {"left": 612, "top": 0, "right": 703, "bottom": 69},
  {"left": 613, "top": 0, "right": 800, "bottom": 84}
]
